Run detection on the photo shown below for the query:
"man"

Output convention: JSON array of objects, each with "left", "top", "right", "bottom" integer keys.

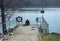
[{"left": 25, "top": 19, "right": 30, "bottom": 26}]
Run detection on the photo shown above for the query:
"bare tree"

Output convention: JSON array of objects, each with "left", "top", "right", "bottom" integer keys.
[{"left": 1, "top": 0, "right": 13, "bottom": 41}]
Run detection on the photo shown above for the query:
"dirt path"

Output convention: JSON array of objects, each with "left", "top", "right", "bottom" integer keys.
[{"left": 7, "top": 25, "right": 39, "bottom": 41}]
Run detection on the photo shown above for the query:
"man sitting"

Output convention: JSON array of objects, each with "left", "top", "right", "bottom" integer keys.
[{"left": 25, "top": 19, "right": 30, "bottom": 26}]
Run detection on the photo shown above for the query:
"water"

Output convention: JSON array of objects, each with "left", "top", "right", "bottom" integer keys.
[
  {"left": 14, "top": 10, "right": 60, "bottom": 33},
  {"left": 0, "top": 8, "right": 60, "bottom": 33}
]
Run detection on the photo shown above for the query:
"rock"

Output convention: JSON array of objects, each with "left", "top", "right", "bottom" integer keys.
[{"left": 9, "top": 33, "right": 13, "bottom": 36}]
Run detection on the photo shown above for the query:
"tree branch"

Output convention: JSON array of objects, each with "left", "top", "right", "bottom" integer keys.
[{"left": 4, "top": 0, "right": 13, "bottom": 8}]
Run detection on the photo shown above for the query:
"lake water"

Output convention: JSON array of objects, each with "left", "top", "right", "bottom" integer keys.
[{"left": 0, "top": 8, "right": 60, "bottom": 33}]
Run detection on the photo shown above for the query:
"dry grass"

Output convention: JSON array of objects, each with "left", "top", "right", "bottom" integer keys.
[{"left": 38, "top": 33, "right": 60, "bottom": 41}]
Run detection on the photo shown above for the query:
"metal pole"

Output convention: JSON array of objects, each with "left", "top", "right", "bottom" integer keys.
[
  {"left": 13, "top": 19, "right": 14, "bottom": 25},
  {"left": 9, "top": 20, "right": 10, "bottom": 28}
]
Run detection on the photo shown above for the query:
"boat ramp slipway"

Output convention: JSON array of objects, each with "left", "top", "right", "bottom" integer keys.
[{"left": 0, "top": 25, "right": 39, "bottom": 41}]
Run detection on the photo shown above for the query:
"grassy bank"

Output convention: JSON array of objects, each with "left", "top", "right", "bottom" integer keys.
[{"left": 38, "top": 33, "right": 60, "bottom": 41}]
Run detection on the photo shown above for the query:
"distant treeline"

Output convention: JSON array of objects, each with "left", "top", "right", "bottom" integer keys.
[{"left": 0, "top": 0, "right": 60, "bottom": 8}]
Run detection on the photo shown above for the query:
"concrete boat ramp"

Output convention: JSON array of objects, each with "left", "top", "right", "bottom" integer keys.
[{"left": 3, "top": 25, "right": 39, "bottom": 41}]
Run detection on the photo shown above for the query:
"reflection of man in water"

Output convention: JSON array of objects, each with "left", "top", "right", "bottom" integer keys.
[{"left": 25, "top": 19, "right": 30, "bottom": 26}]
